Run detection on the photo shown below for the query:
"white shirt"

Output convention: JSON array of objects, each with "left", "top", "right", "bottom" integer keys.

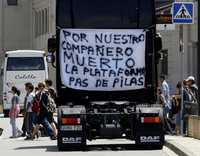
[
  {"left": 160, "top": 80, "right": 171, "bottom": 109},
  {"left": 26, "top": 92, "right": 35, "bottom": 112}
]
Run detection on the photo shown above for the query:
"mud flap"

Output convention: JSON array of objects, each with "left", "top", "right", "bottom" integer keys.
[
  {"left": 57, "top": 105, "right": 86, "bottom": 151},
  {"left": 135, "top": 108, "right": 164, "bottom": 149}
]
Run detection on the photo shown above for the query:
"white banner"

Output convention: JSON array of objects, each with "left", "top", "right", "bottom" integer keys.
[{"left": 60, "top": 29, "right": 146, "bottom": 91}]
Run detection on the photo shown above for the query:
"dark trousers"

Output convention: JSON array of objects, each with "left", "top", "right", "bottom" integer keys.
[{"left": 38, "top": 114, "right": 54, "bottom": 137}]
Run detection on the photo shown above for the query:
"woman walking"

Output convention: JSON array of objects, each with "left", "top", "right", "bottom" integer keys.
[{"left": 9, "top": 86, "right": 22, "bottom": 138}]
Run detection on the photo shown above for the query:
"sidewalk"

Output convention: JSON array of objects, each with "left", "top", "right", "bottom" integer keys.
[{"left": 165, "top": 135, "right": 200, "bottom": 156}]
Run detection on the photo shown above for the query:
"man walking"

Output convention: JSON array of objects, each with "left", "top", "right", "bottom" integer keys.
[{"left": 160, "top": 75, "right": 171, "bottom": 114}]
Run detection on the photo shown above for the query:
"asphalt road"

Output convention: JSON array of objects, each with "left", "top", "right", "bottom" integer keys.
[{"left": 0, "top": 116, "right": 177, "bottom": 156}]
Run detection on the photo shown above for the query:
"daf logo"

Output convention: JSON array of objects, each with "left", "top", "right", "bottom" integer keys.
[
  {"left": 140, "top": 136, "right": 160, "bottom": 143},
  {"left": 62, "top": 137, "right": 82, "bottom": 144}
]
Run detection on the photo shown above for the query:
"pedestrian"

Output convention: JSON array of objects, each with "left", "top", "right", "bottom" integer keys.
[
  {"left": 186, "top": 76, "right": 198, "bottom": 103},
  {"left": 160, "top": 75, "right": 171, "bottom": 114},
  {"left": 24, "top": 83, "right": 35, "bottom": 140},
  {"left": 159, "top": 75, "right": 176, "bottom": 134},
  {"left": 45, "top": 79, "right": 57, "bottom": 137},
  {"left": 21, "top": 82, "right": 32, "bottom": 137},
  {"left": 182, "top": 76, "right": 198, "bottom": 136},
  {"left": 9, "top": 86, "right": 22, "bottom": 138},
  {"left": 32, "top": 82, "right": 56, "bottom": 140},
  {"left": 171, "top": 81, "right": 182, "bottom": 135}
]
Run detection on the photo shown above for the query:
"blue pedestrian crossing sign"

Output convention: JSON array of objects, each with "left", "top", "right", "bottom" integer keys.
[{"left": 173, "top": 2, "right": 194, "bottom": 24}]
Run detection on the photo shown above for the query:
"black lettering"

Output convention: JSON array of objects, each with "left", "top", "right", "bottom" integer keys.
[
  {"left": 65, "top": 64, "right": 70, "bottom": 73},
  {"left": 88, "top": 46, "right": 94, "bottom": 55},
  {"left": 126, "top": 58, "right": 135, "bottom": 68},
  {"left": 75, "top": 55, "right": 84, "bottom": 66},
  {"left": 139, "top": 34, "right": 145, "bottom": 42},
  {"left": 96, "top": 45, "right": 104, "bottom": 56},
  {"left": 96, "top": 79, "right": 101, "bottom": 87},
  {"left": 64, "top": 51, "right": 74, "bottom": 64},
  {"left": 80, "top": 33, "right": 88, "bottom": 43},
  {"left": 112, "top": 58, "right": 123, "bottom": 69},
  {"left": 71, "top": 65, "right": 78, "bottom": 74},
  {"left": 138, "top": 77, "right": 144, "bottom": 86},
  {"left": 104, "top": 34, "right": 112, "bottom": 44},
  {"left": 101, "top": 69, "right": 108, "bottom": 77},
  {"left": 82, "top": 79, "right": 88, "bottom": 87},
  {"left": 88, "top": 57, "right": 97, "bottom": 67},
  {"left": 72, "top": 44, "right": 80, "bottom": 53},
  {"left": 106, "top": 47, "right": 114, "bottom": 56},
  {"left": 95, "top": 33, "right": 103, "bottom": 43},
  {"left": 69, "top": 77, "right": 75, "bottom": 86},
  {"left": 72, "top": 33, "right": 80, "bottom": 43},
  {"left": 122, "top": 35, "right": 128, "bottom": 44},
  {"left": 100, "top": 58, "right": 111, "bottom": 69},
  {"left": 102, "top": 79, "right": 108, "bottom": 87},
  {"left": 74, "top": 78, "right": 82, "bottom": 87},
  {"left": 130, "top": 77, "right": 137, "bottom": 85},
  {"left": 62, "top": 41, "right": 67, "bottom": 50},
  {"left": 113, "top": 34, "right": 121, "bottom": 44},
  {"left": 116, "top": 47, "right": 123, "bottom": 57},
  {"left": 113, "top": 78, "right": 119, "bottom": 88},
  {"left": 66, "top": 42, "right": 72, "bottom": 50},
  {"left": 81, "top": 45, "right": 88, "bottom": 54},
  {"left": 109, "top": 70, "right": 117, "bottom": 77},
  {"left": 83, "top": 67, "right": 89, "bottom": 75},
  {"left": 125, "top": 48, "right": 134, "bottom": 56},
  {"left": 117, "top": 68, "right": 124, "bottom": 76},
  {"left": 124, "top": 69, "right": 130, "bottom": 76},
  {"left": 63, "top": 30, "right": 71, "bottom": 40}
]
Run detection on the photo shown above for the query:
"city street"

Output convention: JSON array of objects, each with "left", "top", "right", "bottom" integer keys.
[{"left": 0, "top": 117, "right": 177, "bottom": 156}]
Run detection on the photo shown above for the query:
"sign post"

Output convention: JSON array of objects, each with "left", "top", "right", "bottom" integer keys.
[{"left": 172, "top": 2, "right": 194, "bottom": 135}]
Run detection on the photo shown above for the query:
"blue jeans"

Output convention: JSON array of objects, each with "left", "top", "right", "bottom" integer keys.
[
  {"left": 40, "top": 116, "right": 54, "bottom": 137},
  {"left": 10, "top": 117, "right": 21, "bottom": 137},
  {"left": 10, "top": 118, "right": 17, "bottom": 137}
]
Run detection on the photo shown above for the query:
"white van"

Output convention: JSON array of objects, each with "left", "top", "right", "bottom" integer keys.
[{"left": 2, "top": 50, "right": 48, "bottom": 116}]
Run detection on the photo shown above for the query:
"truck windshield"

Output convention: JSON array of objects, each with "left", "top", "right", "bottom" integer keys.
[
  {"left": 57, "top": 0, "right": 154, "bottom": 28},
  {"left": 7, "top": 57, "right": 45, "bottom": 71}
]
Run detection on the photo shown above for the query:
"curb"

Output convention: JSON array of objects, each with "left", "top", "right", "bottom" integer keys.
[{"left": 165, "top": 140, "right": 196, "bottom": 156}]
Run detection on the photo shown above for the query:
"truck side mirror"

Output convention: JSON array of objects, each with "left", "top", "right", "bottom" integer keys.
[
  {"left": 155, "top": 33, "right": 162, "bottom": 52},
  {"left": 47, "top": 38, "right": 56, "bottom": 64}
]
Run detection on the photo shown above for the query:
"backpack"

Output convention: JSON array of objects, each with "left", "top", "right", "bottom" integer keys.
[
  {"left": 46, "top": 93, "right": 56, "bottom": 113},
  {"left": 32, "top": 97, "right": 40, "bottom": 113}
]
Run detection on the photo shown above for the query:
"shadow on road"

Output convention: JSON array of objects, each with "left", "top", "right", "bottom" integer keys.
[{"left": 14, "top": 144, "right": 161, "bottom": 152}]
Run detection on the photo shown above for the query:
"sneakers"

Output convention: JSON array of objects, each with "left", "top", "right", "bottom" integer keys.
[{"left": 50, "top": 135, "right": 57, "bottom": 140}]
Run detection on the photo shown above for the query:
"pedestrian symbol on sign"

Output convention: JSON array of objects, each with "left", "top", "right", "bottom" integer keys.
[
  {"left": 174, "top": 5, "right": 192, "bottom": 19},
  {"left": 172, "top": 2, "right": 193, "bottom": 24}
]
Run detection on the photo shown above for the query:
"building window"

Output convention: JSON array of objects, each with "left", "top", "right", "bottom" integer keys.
[
  {"left": 34, "top": 8, "right": 49, "bottom": 37},
  {"left": 7, "top": 0, "right": 18, "bottom": 6}
]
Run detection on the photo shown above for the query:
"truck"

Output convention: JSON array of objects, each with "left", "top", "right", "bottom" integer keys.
[
  {"left": 2, "top": 50, "right": 48, "bottom": 116},
  {"left": 47, "top": 0, "right": 164, "bottom": 150}
]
